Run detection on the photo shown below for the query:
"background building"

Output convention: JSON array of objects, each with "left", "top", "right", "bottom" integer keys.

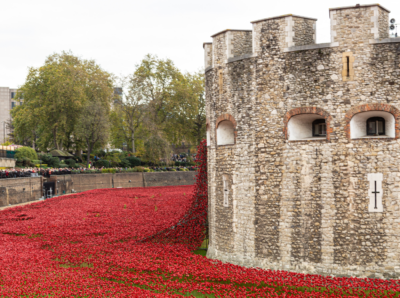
[{"left": 0, "top": 87, "right": 22, "bottom": 144}]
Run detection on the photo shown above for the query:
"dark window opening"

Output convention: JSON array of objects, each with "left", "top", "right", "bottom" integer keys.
[
  {"left": 367, "top": 117, "right": 385, "bottom": 136},
  {"left": 11, "top": 92, "right": 15, "bottom": 99},
  {"left": 346, "top": 56, "right": 350, "bottom": 77},
  {"left": 312, "top": 119, "right": 327, "bottom": 137}
]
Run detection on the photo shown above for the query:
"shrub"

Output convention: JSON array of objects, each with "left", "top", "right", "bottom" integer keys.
[
  {"left": 15, "top": 147, "right": 38, "bottom": 161},
  {"left": 50, "top": 157, "right": 60, "bottom": 168},
  {"left": 135, "top": 166, "right": 144, "bottom": 172},
  {"left": 59, "top": 163, "right": 68, "bottom": 168},
  {"left": 101, "top": 169, "right": 109, "bottom": 173},
  {"left": 96, "top": 159, "right": 110, "bottom": 168},
  {"left": 32, "top": 160, "right": 41, "bottom": 164},
  {"left": 119, "top": 159, "right": 130, "bottom": 168},
  {"left": 38, "top": 154, "right": 60, "bottom": 168},
  {"left": 126, "top": 156, "right": 141, "bottom": 167},
  {"left": 35, "top": 164, "right": 48, "bottom": 168},
  {"left": 22, "top": 157, "right": 32, "bottom": 167},
  {"left": 64, "top": 159, "right": 76, "bottom": 168}
]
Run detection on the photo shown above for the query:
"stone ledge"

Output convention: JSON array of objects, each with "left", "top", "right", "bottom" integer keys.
[
  {"left": 205, "top": 66, "right": 213, "bottom": 73},
  {"left": 284, "top": 42, "right": 339, "bottom": 52},
  {"left": 287, "top": 138, "right": 327, "bottom": 142},
  {"left": 251, "top": 14, "right": 317, "bottom": 24},
  {"left": 370, "top": 37, "right": 400, "bottom": 45},
  {"left": 227, "top": 53, "right": 256, "bottom": 63}
]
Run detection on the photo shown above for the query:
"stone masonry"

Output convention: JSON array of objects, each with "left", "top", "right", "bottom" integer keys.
[{"left": 204, "top": 4, "right": 400, "bottom": 278}]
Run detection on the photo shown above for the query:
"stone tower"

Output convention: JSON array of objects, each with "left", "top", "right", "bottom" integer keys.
[{"left": 204, "top": 4, "right": 400, "bottom": 278}]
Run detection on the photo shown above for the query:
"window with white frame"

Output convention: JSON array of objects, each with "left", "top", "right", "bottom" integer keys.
[
  {"left": 217, "top": 120, "right": 235, "bottom": 145},
  {"left": 350, "top": 111, "right": 394, "bottom": 139},
  {"left": 287, "top": 114, "right": 327, "bottom": 141}
]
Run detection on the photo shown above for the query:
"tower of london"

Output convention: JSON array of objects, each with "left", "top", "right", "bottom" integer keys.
[{"left": 204, "top": 4, "right": 400, "bottom": 278}]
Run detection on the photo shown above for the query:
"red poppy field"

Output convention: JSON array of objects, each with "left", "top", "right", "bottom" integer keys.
[
  {"left": 0, "top": 186, "right": 399, "bottom": 298},
  {"left": 1, "top": 141, "right": 400, "bottom": 297}
]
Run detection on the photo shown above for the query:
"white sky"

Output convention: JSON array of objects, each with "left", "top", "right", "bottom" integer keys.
[{"left": 1, "top": 0, "right": 399, "bottom": 88}]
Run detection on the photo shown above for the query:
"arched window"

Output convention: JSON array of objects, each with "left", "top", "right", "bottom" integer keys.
[
  {"left": 217, "top": 120, "right": 235, "bottom": 145},
  {"left": 349, "top": 111, "right": 394, "bottom": 139},
  {"left": 287, "top": 114, "right": 327, "bottom": 140},
  {"left": 312, "top": 119, "right": 326, "bottom": 137},
  {"left": 367, "top": 117, "right": 385, "bottom": 136}
]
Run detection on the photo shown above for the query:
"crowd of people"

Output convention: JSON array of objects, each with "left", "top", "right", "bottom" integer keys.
[
  {"left": 0, "top": 164, "right": 197, "bottom": 179},
  {"left": 171, "top": 153, "right": 196, "bottom": 163}
]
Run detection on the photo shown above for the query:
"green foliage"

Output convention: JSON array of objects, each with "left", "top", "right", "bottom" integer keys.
[
  {"left": 59, "top": 163, "right": 68, "bottom": 168},
  {"left": 143, "top": 135, "right": 169, "bottom": 164},
  {"left": 12, "top": 51, "right": 114, "bottom": 152},
  {"left": 126, "top": 156, "right": 141, "bottom": 167},
  {"left": 64, "top": 159, "right": 76, "bottom": 168},
  {"left": 96, "top": 160, "right": 110, "bottom": 168},
  {"left": 136, "top": 167, "right": 144, "bottom": 172},
  {"left": 35, "top": 164, "right": 48, "bottom": 168},
  {"left": 38, "top": 153, "right": 61, "bottom": 168},
  {"left": 50, "top": 157, "right": 60, "bottom": 168},
  {"left": 15, "top": 147, "right": 38, "bottom": 161},
  {"left": 100, "top": 168, "right": 116, "bottom": 173},
  {"left": 22, "top": 157, "right": 33, "bottom": 167},
  {"left": 119, "top": 159, "right": 130, "bottom": 168}
]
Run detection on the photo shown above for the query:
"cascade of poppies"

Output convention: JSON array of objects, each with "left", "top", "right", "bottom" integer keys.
[{"left": 141, "top": 139, "right": 208, "bottom": 250}]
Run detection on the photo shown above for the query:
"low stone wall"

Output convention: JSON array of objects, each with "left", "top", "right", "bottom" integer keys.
[
  {"left": 0, "top": 177, "right": 42, "bottom": 207},
  {"left": 0, "top": 158, "right": 16, "bottom": 168},
  {"left": 113, "top": 173, "right": 143, "bottom": 188},
  {"left": 70, "top": 174, "right": 113, "bottom": 193},
  {"left": 48, "top": 172, "right": 196, "bottom": 194},
  {"left": 0, "top": 172, "right": 195, "bottom": 208},
  {"left": 144, "top": 172, "right": 196, "bottom": 187}
]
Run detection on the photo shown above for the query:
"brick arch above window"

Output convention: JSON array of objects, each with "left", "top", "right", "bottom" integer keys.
[
  {"left": 216, "top": 113, "right": 237, "bottom": 129},
  {"left": 284, "top": 107, "right": 333, "bottom": 141},
  {"left": 216, "top": 113, "right": 237, "bottom": 146},
  {"left": 345, "top": 104, "right": 400, "bottom": 139}
]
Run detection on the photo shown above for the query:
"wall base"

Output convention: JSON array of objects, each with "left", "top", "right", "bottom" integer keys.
[{"left": 206, "top": 245, "right": 400, "bottom": 279}]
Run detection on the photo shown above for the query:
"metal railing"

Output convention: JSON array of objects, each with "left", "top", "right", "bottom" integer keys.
[{"left": 0, "top": 150, "right": 16, "bottom": 159}]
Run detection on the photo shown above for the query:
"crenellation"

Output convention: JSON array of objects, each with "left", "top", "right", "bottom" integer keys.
[{"left": 203, "top": 43, "right": 213, "bottom": 70}]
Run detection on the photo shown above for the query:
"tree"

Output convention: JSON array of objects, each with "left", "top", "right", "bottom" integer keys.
[
  {"left": 168, "top": 71, "right": 206, "bottom": 145},
  {"left": 14, "top": 147, "right": 38, "bottom": 161},
  {"left": 12, "top": 52, "right": 113, "bottom": 151},
  {"left": 109, "top": 55, "right": 206, "bottom": 156},
  {"left": 110, "top": 76, "right": 144, "bottom": 153},
  {"left": 76, "top": 102, "right": 110, "bottom": 168}
]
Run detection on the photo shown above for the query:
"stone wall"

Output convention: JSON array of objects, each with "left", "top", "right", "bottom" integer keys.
[
  {"left": 48, "top": 172, "right": 196, "bottom": 194},
  {"left": 0, "top": 158, "right": 16, "bottom": 168},
  {"left": 205, "top": 4, "right": 400, "bottom": 278},
  {"left": 0, "top": 177, "right": 42, "bottom": 207}
]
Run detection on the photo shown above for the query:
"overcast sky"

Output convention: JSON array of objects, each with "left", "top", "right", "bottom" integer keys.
[{"left": 1, "top": 0, "right": 399, "bottom": 88}]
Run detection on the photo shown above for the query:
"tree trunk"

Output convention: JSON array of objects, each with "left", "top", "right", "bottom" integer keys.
[
  {"left": 53, "top": 127, "right": 58, "bottom": 149},
  {"left": 131, "top": 131, "right": 136, "bottom": 154}
]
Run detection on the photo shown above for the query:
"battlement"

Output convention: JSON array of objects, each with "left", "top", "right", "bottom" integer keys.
[{"left": 204, "top": 3, "right": 393, "bottom": 69}]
